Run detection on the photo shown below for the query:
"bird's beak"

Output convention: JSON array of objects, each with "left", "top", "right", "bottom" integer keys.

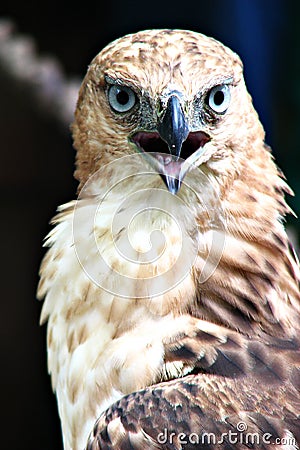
[
  {"left": 131, "top": 93, "right": 210, "bottom": 194},
  {"left": 157, "top": 95, "right": 189, "bottom": 160},
  {"left": 156, "top": 95, "right": 189, "bottom": 193}
]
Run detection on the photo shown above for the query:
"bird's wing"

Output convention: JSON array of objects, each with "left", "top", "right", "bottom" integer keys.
[
  {"left": 86, "top": 321, "right": 300, "bottom": 449},
  {"left": 162, "top": 319, "right": 300, "bottom": 381},
  {"left": 86, "top": 373, "right": 300, "bottom": 450}
]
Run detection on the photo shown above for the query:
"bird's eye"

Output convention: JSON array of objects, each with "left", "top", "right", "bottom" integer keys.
[
  {"left": 207, "top": 84, "right": 231, "bottom": 114},
  {"left": 108, "top": 85, "right": 136, "bottom": 113}
]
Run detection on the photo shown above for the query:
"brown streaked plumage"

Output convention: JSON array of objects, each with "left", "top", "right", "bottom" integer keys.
[{"left": 37, "top": 29, "right": 300, "bottom": 450}]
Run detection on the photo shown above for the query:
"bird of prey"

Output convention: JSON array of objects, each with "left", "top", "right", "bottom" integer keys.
[{"left": 37, "top": 29, "right": 300, "bottom": 450}]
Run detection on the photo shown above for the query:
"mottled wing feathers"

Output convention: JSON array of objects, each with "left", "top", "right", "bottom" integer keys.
[
  {"left": 164, "top": 325, "right": 300, "bottom": 383},
  {"left": 87, "top": 374, "right": 300, "bottom": 450},
  {"left": 87, "top": 322, "right": 300, "bottom": 449}
]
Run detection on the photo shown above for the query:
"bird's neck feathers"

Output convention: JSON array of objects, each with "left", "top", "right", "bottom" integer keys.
[
  {"left": 198, "top": 142, "right": 300, "bottom": 336},
  {"left": 41, "top": 142, "right": 300, "bottom": 337}
]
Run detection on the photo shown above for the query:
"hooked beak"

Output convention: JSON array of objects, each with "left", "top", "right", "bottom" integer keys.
[
  {"left": 131, "top": 93, "right": 210, "bottom": 194},
  {"left": 157, "top": 95, "right": 189, "bottom": 161}
]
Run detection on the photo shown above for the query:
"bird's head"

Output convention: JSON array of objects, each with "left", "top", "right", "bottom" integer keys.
[{"left": 73, "top": 29, "right": 265, "bottom": 194}]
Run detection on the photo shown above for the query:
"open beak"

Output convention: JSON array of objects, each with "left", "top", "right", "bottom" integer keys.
[{"left": 131, "top": 94, "right": 210, "bottom": 194}]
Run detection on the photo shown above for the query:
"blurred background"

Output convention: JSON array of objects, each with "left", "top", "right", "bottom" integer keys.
[{"left": 0, "top": 1, "right": 299, "bottom": 448}]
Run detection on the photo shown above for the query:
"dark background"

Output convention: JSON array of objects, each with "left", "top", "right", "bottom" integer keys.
[{"left": 1, "top": 1, "right": 299, "bottom": 449}]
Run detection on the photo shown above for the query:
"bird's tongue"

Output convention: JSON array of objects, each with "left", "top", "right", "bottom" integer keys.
[
  {"left": 152, "top": 153, "right": 183, "bottom": 194},
  {"left": 153, "top": 153, "right": 183, "bottom": 178}
]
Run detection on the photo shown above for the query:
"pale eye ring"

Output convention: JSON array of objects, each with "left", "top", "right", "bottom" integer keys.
[
  {"left": 207, "top": 84, "right": 231, "bottom": 114},
  {"left": 108, "top": 85, "right": 136, "bottom": 112}
]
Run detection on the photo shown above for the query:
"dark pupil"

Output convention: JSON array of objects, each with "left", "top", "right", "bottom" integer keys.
[
  {"left": 213, "top": 90, "right": 224, "bottom": 106},
  {"left": 116, "top": 89, "right": 130, "bottom": 105}
]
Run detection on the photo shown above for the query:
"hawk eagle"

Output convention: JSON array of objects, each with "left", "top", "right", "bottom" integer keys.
[{"left": 38, "top": 29, "right": 300, "bottom": 449}]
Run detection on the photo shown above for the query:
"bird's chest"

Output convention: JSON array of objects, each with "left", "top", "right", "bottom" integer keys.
[
  {"left": 45, "top": 190, "right": 201, "bottom": 448},
  {"left": 73, "top": 189, "right": 199, "bottom": 303}
]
